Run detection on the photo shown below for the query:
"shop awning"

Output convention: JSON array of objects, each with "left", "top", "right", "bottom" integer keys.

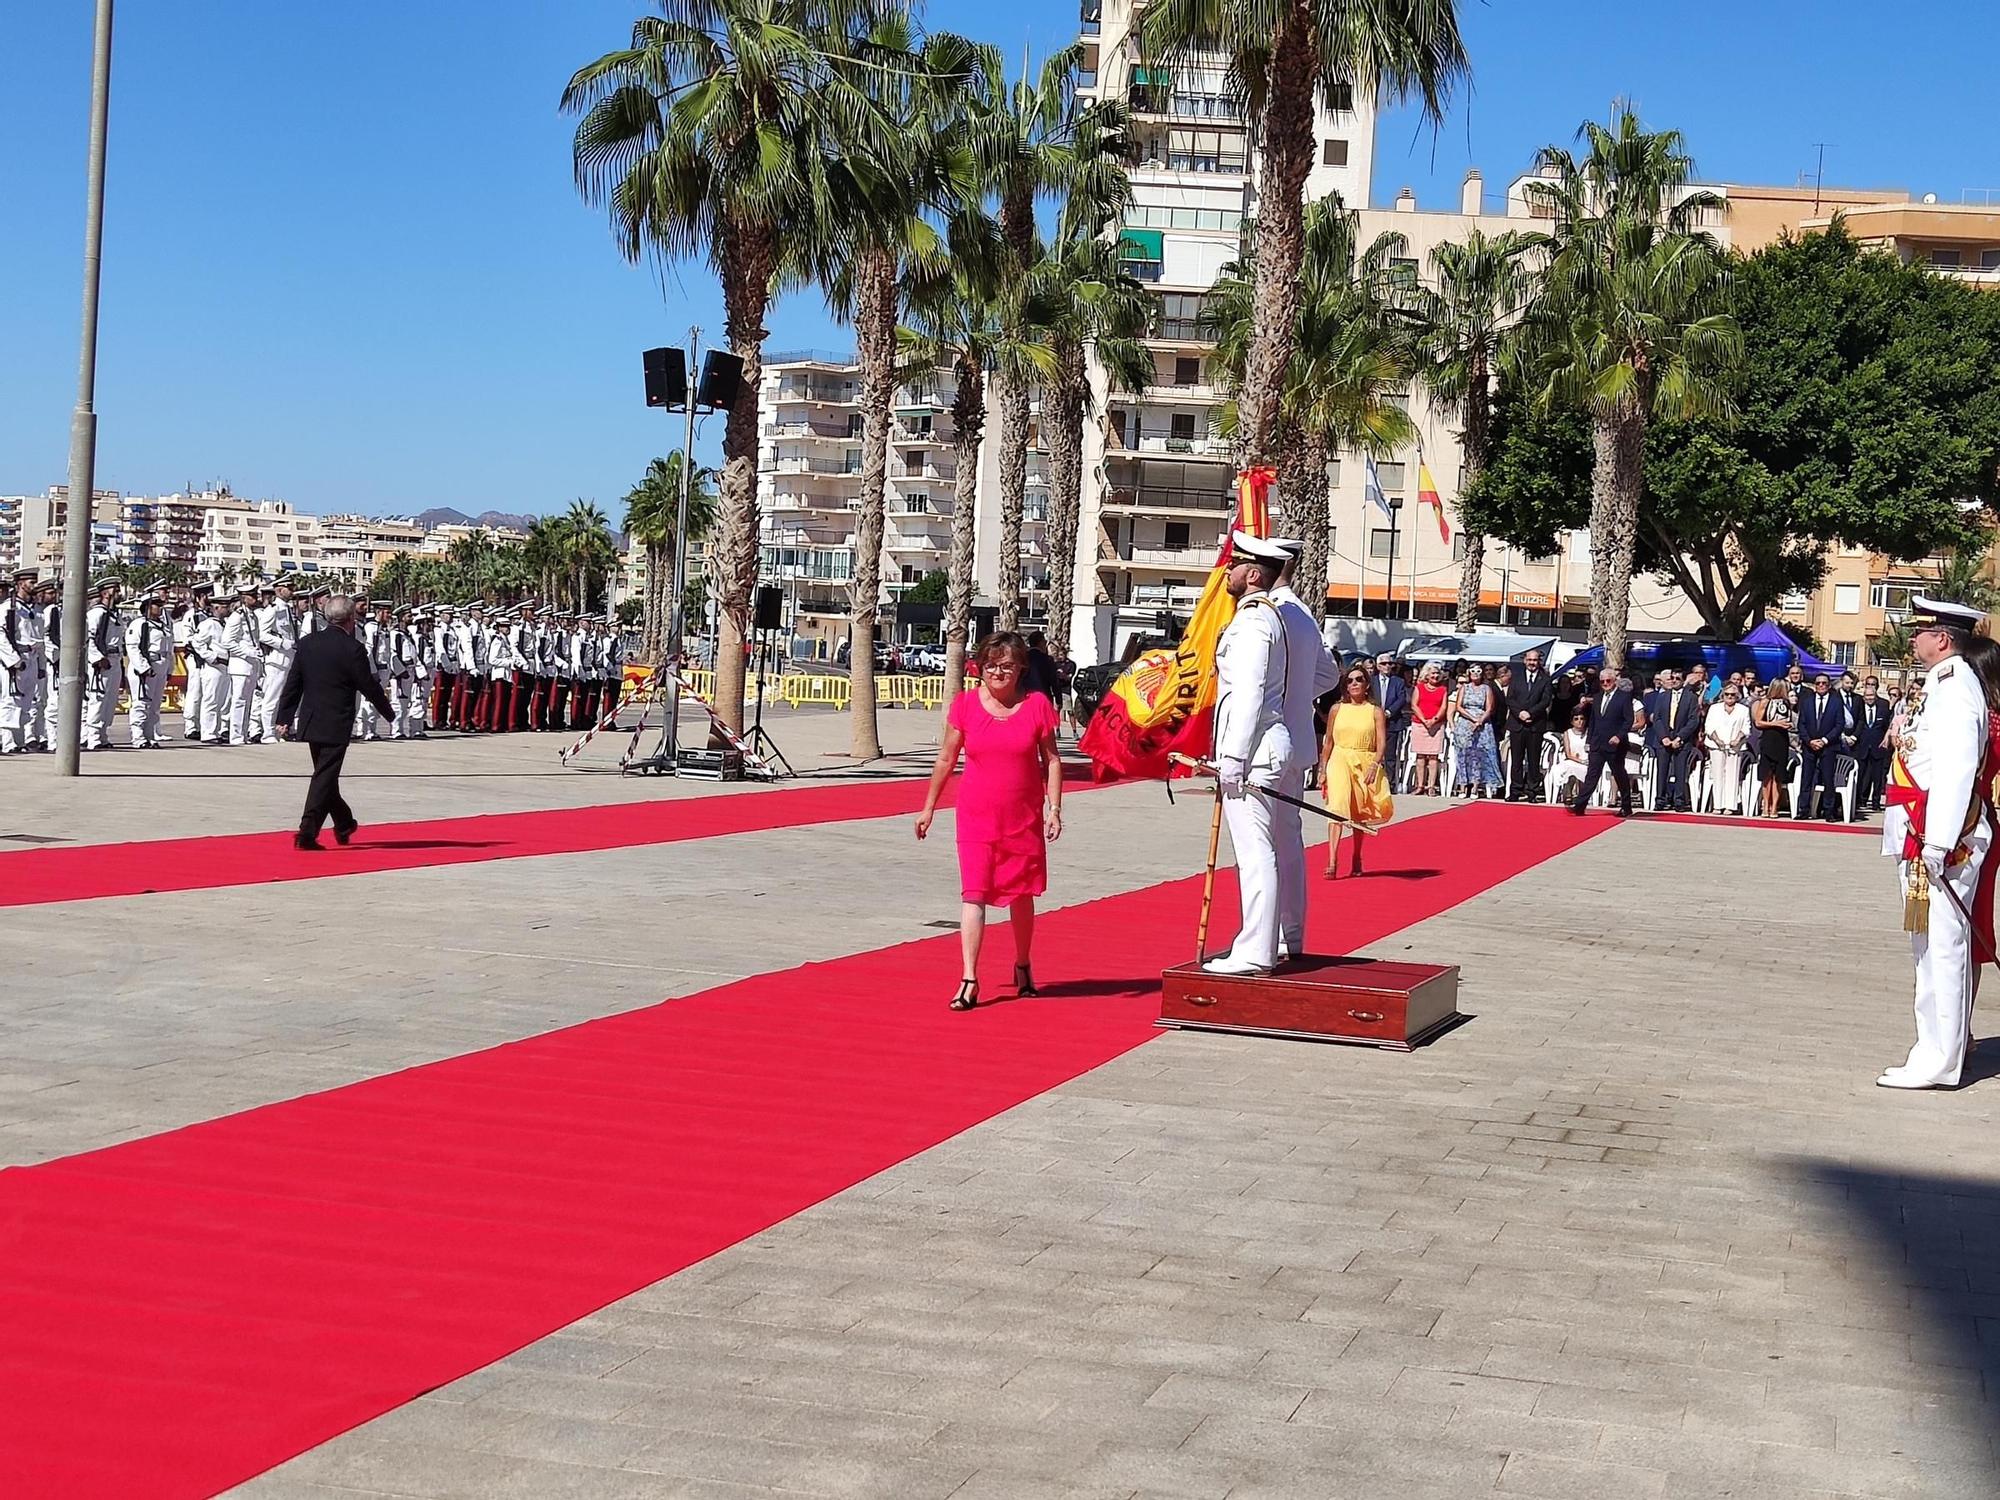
[{"left": 1117, "top": 228, "right": 1164, "bottom": 260}]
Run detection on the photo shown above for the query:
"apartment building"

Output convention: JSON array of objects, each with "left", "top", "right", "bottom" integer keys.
[
  {"left": 317, "top": 515, "right": 426, "bottom": 590},
  {"left": 755, "top": 353, "right": 968, "bottom": 658},
  {"left": 195, "top": 499, "right": 324, "bottom": 580},
  {"left": 3, "top": 487, "right": 123, "bottom": 575},
  {"left": 120, "top": 489, "right": 247, "bottom": 571}
]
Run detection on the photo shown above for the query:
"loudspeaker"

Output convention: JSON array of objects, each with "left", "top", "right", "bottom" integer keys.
[
  {"left": 754, "top": 585, "right": 783, "bottom": 632},
  {"left": 696, "top": 350, "right": 744, "bottom": 410},
  {"left": 643, "top": 346, "right": 686, "bottom": 408}
]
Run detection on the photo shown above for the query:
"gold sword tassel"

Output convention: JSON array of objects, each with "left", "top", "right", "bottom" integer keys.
[{"left": 1904, "top": 856, "right": 1931, "bottom": 935}]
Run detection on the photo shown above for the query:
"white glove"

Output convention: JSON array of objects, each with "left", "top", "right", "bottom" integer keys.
[
  {"left": 1922, "top": 844, "right": 1949, "bottom": 881},
  {"left": 1217, "top": 758, "right": 1249, "bottom": 797}
]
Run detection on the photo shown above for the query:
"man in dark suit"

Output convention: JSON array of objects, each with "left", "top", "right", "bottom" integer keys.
[
  {"left": 1503, "top": 648, "right": 1554, "bottom": 801},
  {"left": 1372, "top": 653, "right": 1411, "bottom": 792},
  {"left": 1570, "top": 666, "right": 1635, "bottom": 817},
  {"left": 1651, "top": 669, "right": 1703, "bottom": 812},
  {"left": 1794, "top": 671, "right": 1846, "bottom": 822},
  {"left": 274, "top": 595, "right": 395, "bottom": 851},
  {"left": 1852, "top": 674, "right": 1893, "bottom": 816}
]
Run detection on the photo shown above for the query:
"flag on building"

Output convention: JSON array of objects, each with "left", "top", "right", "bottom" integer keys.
[
  {"left": 1363, "top": 457, "right": 1391, "bottom": 517},
  {"left": 1079, "top": 466, "right": 1275, "bottom": 782},
  {"left": 1417, "top": 461, "right": 1451, "bottom": 543}
]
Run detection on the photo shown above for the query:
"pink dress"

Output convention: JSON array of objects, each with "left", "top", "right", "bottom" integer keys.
[{"left": 947, "top": 688, "right": 1057, "bottom": 907}]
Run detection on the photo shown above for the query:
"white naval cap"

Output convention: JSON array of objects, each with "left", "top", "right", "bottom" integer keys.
[
  {"left": 1910, "top": 595, "right": 1987, "bottom": 631},
  {"left": 1229, "top": 530, "right": 1292, "bottom": 566},
  {"left": 1268, "top": 536, "right": 1304, "bottom": 557}
]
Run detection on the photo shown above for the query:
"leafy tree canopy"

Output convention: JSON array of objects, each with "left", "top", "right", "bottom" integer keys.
[
  {"left": 1466, "top": 222, "right": 2000, "bottom": 636},
  {"left": 904, "top": 568, "right": 949, "bottom": 603}
]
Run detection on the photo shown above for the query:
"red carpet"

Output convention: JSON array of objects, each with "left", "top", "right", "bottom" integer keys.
[
  {"left": 0, "top": 778, "right": 963, "bottom": 909},
  {"left": 0, "top": 803, "right": 1603, "bottom": 1498}
]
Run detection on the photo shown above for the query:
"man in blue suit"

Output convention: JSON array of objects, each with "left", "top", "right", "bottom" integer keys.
[
  {"left": 1570, "top": 666, "right": 1635, "bottom": 817},
  {"left": 1795, "top": 671, "right": 1846, "bottom": 821},
  {"left": 1851, "top": 674, "right": 1893, "bottom": 816},
  {"left": 1651, "top": 670, "right": 1703, "bottom": 812},
  {"left": 1372, "top": 652, "right": 1411, "bottom": 792}
]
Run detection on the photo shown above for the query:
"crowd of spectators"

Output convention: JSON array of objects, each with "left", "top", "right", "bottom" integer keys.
[{"left": 1320, "top": 652, "right": 1903, "bottom": 821}]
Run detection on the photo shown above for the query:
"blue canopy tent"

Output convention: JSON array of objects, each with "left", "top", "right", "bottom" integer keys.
[
  {"left": 1559, "top": 625, "right": 1828, "bottom": 684},
  {"left": 1737, "top": 620, "right": 1846, "bottom": 677}
]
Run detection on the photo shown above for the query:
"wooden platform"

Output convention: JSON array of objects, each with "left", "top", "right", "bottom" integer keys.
[{"left": 1159, "top": 955, "right": 1462, "bottom": 1050}]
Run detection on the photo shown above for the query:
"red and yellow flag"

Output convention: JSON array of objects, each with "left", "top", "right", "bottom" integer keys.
[
  {"left": 1417, "top": 461, "right": 1451, "bottom": 543},
  {"left": 1078, "top": 467, "right": 1273, "bottom": 782}
]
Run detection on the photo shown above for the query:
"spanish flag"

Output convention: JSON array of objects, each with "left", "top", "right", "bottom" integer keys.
[
  {"left": 1417, "top": 461, "right": 1451, "bottom": 543},
  {"left": 1078, "top": 467, "right": 1273, "bottom": 782}
]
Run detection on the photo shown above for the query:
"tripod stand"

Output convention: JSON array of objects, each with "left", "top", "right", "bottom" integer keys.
[{"left": 743, "top": 627, "right": 794, "bottom": 777}]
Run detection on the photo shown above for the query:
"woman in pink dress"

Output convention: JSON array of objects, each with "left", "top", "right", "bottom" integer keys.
[{"left": 915, "top": 632, "right": 1065, "bottom": 1011}]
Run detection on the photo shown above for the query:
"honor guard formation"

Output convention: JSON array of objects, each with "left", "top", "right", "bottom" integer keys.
[{"left": 0, "top": 570, "right": 628, "bottom": 754}]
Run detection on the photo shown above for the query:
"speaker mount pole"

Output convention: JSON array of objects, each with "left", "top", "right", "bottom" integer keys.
[{"left": 665, "top": 325, "right": 699, "bottom": 769}]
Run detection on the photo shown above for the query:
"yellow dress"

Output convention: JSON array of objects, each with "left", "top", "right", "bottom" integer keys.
[{"left": 1323, "top": 702, "right": 1394, "bottom": 827}]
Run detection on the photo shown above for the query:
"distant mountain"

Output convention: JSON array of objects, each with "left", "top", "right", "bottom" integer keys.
[{"left": 414, "top": 507, "right": 541, "bottom": 534}]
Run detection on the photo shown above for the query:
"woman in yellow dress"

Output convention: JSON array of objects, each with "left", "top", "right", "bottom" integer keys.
[{"left": 1322, "top": 665, "right": 1394, "bottom": 877}]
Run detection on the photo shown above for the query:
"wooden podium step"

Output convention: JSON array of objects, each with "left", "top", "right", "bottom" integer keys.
[{"left": 1159, "top": 955, "right": 1462, "bottom": 1050}]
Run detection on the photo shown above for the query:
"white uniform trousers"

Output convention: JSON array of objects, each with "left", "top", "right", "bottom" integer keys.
[
  {"left": 257, "top": 653, "right": 293, "bottom": 741},
  {"left": 195, "top": 663, "right": 228, "bottom": 742},
  {"left": 1900, "top": 816, "right": 1988, "bottom": 1086},
  {"left": 83, "top": 661, "right": 122, "bottom": 748},
  {"left": 181, "top": 655, "right": 207, "bottom": 737},
  {"left": 389, "top": 673, "right": 418, "bottom": 738},
  {"left": 403, "top": 670, "right": 428, "bottom": 734},
  {"left": 0, "top": 656, "right": 34, "bottom": 752},
  {"left": 129, "top": 669, "right": 167, "bottom": 747},
  {"left": 40, "top": 662, "right": 62, "bottom": 746},
  {"left": 1269, "top": 765, "right": 1309, "bottom": 957},
  {"left": 1220, "top": 765, "right": 1303, "bottom": 970},
  {"left": 355, "top": 672, "right": 388, "bottom": 738},
  {"left": 225, "top": 664, "right": 261, "bottom": 744}
]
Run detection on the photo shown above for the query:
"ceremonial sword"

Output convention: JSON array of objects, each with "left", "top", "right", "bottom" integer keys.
[{"left": 1165, "top": 752, "right": 1378, "bottom": 834}]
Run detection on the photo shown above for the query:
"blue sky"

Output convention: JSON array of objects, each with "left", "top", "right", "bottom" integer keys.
[{"left": 2, "top": 1, "right": 1990, "bottom": 519}]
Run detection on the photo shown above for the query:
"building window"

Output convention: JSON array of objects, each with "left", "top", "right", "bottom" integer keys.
[
  {"left": 1829, "top": 640, "right": 1859, "bottom": 666},
  {"left": 1327, "top": 82, "right": 1354, "bottom": 113},
  {"left": 1870, "top": 579, "right": 1924, "bottom": 614},
  {"left": 1157, "top": 293, "right": 1207, "bottom": 341},
  {"left": 1369, "top": 528, "right": 1395, "bottom": 559},
  {"left": 1171, "top": 413, "right": 1198, "bottom": 441},
  {"left": 1173, "top": 356, "right": 1201, "bottom": 386},
  {"left": 1375, "top": 461, "right": 1406, "bottom": 490},
  {"left": 1325, "top": 458, "right": 1340, "bottom": 487},
  {"left": 1778, "top": 590, "right": 1810, "bottom": 613},
  {"left": 1832, "top": 583, "right": 1862, "bottom": 615},
  {"left": 1322, "top": 138, "right": 1348, "bottom": 167},
  {"left": 902, "top": 497, "right": 926, "bottom": 514},
  {"left": 1165, "top": 128, "right": 1245, "bottom": 174},
  {"left": 1931, "top": 247, "right": 1963, "bottom": 268},
  {"left": 1983, "top": 248, "right": 2000, "bottom": 270},
  {"left": 1164, "top": 521, "right": 1190, "bottom": 550}
]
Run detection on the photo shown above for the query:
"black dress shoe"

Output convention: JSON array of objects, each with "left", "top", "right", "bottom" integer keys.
[
  {"left": 333, "top": 821, "right": 357, "bottom": 847},
  {"left": 292, "top": 833, "right": 324, "bottom": 851}
]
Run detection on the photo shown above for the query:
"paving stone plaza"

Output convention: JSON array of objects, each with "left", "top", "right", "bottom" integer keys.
[{"left": 4, "top": 709, "right": 1997, "bottom": 1500}]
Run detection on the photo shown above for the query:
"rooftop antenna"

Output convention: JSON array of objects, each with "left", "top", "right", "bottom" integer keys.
[{"left": 1811, "top": 143, "right": 1832, "bottom": 215}]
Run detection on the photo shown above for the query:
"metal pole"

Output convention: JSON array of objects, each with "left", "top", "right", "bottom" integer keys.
[
  {"left": 55, "top": 0, "right": 115, "bottom": 778},
  {"left": 663, "top": 328, "right": 698, "bottom": 766}
]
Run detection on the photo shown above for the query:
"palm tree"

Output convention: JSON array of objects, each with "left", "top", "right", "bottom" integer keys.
[
  {"left": 1206, "top": 199, "right": 1417, "bottom": 619},
  {"left": 1521, "top": 105, "right": 1743, "bottom": 669},
  {"left": 967, "top": 44, "right": 1131, "bottom": 630},
  {"left": 1141, "top": 0, "right": 1467, "bottom": 468},
  {"left": 1929, "top": 543, "right": 2000, "bottom": 612},
  {"left": 792, "top": 20, "right": 985, "bottom": 759},
  {"left": 1405, "top": 228, "right": 1542, "bottom": 630},
  {"left": 903, "top": 240, "right": 1055, "bottom": 702},
  {"left": 565, "top": 0, "right": 865, "bottom": 731},
  {"left": 1035, "top": 221, "right": 1152, "bottom": 659},
  {"left": 624, "top": 453, "right": 717, "bottom": 663},
  {"left": 447, "top": 531, "right": 492, "bottom": 601},
  {"left": 562, "top": 499, "right": 619, "bottom": 614},
  {"left": 524, "top": 517, "right": 567, "bottom": 607}
]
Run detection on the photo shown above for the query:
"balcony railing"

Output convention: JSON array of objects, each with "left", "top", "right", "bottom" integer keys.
[
  {"left": 766, "top": 420, "right": 853, "bottom": 440},
  {"left": 1120, "top": 544, "right": 1215, "bottom": 565},
  {"left": 1152, "top": 316, "right": 1210, "bottom": 342},
  {"left": 1119, "top": 432, "right": 1230, "bottom": 458},
  {"left": 773, "top": 456, "right": 861, "bottom": 475},
  {"left": 1103, "top": 486, "right": 1235, "bottom": 512}
]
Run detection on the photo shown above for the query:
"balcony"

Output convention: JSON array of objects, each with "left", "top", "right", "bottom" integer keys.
[
  {"left": 1149, "top": 316, "right": 1212, "bottom": 344},
  {"left": 765, "top": 420, "right": 853, "bottom": 441},
  {"left": 772, "top": 456, "right": 861, "bottom": 476},
  {"left": 1115, "top": 432, "right": 1232, "bottom": 460},
  {"left": 895, "top": 461, "right": 956, "bottom": 482},
  {"left": 892, "top": 423, "right": 948, "bottom": 446},
  {"left": 1102, "top": 485, "right": 1235, "bottom": 513},
  {"left": 1139, "top": 381, "right": 1224, "bottom": 405},
  {"left": 772, "top": 381, "right": 853, "bottom": 405},
  {"left": 1118, "top": 544, "right": 1218, "bottom": 568},
  {"left": 1131, "top": 583, "right": 1205, "bottom": 608}
]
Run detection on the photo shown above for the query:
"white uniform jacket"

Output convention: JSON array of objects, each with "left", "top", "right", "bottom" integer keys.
[
  {"left": 1884, "top": 655, "right": 1990, "bottom": 862},
  {"left": 1212, "top": 592, "right": 1292, "bottom": 782}
]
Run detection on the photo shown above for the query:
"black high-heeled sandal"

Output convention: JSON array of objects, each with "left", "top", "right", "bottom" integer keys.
[
  {"left": 1013, "top": 963, "right": 1038, "bottom": 997},
  {"left": 950, "top": 979, "right": 979, "bottom": 1011}
]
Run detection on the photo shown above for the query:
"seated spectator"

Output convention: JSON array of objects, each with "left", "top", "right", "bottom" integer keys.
[{"left": 1548, "top": 707, "right": 1591, "bottom": 805}]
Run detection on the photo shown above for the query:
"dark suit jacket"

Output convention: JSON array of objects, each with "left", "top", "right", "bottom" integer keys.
[
  {"left": 1372, "top": 672, "right": 1411, "bottom": 728},
  {"left": 275, "top": 626, "right": 393, "bottom": 745},
  {"left": 1796, "top": 691, "right": 1845, "bottom": 752},
  {"left": 1654, "top": 686, "right": 1702, "bottom": 747},
  {"left": 1641, "top": 689, "right": 1666, "bottom": 749},
  {"left": 1853, "top": 697, "right": 1892, "bottom": 759},
  {"left": 1836, "top": 689, "right": 1862, "bottom": 742},
  {"left": 1582, "top": 688, "right": 1635, "bottom": 752},
  {"left": 1504, "top": 668, "right": 1553, "bottom": 730}
]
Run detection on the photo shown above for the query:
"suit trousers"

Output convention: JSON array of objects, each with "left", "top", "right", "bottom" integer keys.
[
  {"left": 1572, "top": 744, "right": 1632, "bottom": 814},
  {"left": 1507, "top": 726, "right": 1544, "bottom": 799},
  {"left": 1656, "top": 742, "right": 1696, "bottom": 811},
  {"left": 1858, "top": 753, "right": 1889, "bottom": 811},
  {"left": 1797, "top": 746, "right": 1842, "bottom": 820},
  {"left": 301, "top": 740, "right": 355, "bottom": 837}
]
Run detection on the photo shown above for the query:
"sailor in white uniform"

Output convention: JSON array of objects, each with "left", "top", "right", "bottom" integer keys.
[
  {"left": 219, "top": 584, "right": 266, "bottom": 745},
  {"left": 1880, "top": 595, "right": 1995, "bottom": 1089},
  {"left": 1266, "top": 538, "right": 1343, "bottom": 959},
  {"left": 256, "top": 580, "right": 300, "bottom": 743},
  {"left": 124, "top": 589, "right": 172, "bottom": 747},
  {"left": 191, "top": 595, "right": 231, "bottom": 743},
  {"left": 82, "top": 577, "right": 125, "bottom": 750},
  {"left": 173, "top": 582, "right": 215, "bottom": 739},
  {"left": 0, "top": 568, "right": 41, "bottom": 754},
  {"left": 1206, "top": 532, "right": 1317, "bottom": 976}
]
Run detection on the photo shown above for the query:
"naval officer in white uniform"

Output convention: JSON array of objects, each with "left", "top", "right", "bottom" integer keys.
[
  {"left": 1880, "top": 595, "right": 1996, "bottom": 1089},
  {"left": 1267, "top": 538, "right": 1342, "bottom": 959},
  {"left": 1206, "top": 531, "right": 1333, "bottom": 975}
]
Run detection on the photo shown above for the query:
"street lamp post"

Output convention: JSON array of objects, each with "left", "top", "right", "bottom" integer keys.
[{"left": 55, "top": 0, "right": 116, "bottom": 778}]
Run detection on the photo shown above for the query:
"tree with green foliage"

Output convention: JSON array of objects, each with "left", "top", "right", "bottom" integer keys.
[
  {"left": 1516, "top": 105, "right": 1741, "bottom": 667},
  {"left": 1468, "top": 221, "right": 2000, "bottom": 638},
  {"left": 904, "top": 568, "right": 949, "bottom": 603}
]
